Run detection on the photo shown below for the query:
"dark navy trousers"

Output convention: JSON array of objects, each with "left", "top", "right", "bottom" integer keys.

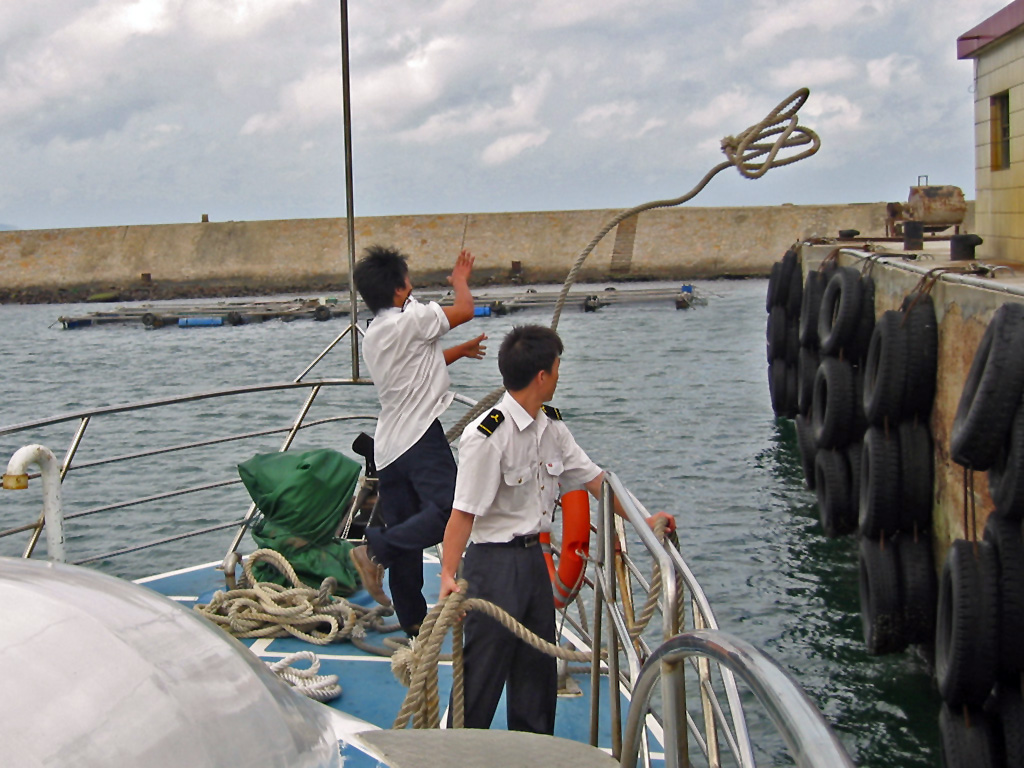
[
  {"left": 365, "top": 419, "right": 455, "bottom": 632},
  {"left": 448, "top": 542, "right": 557, "bottom": 734}
]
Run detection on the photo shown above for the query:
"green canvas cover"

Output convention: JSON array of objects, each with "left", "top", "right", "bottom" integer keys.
[{"left": 238, "top": 448, "right": 362, "bottom": 595}]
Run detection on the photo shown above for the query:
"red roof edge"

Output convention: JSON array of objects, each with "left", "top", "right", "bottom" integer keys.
[{"left": 959, "top": 0, "right": 1024, "bottom": 59}]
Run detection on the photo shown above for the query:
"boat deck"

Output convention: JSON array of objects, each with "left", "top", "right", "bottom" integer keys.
[{"left": 135, "top": 555, "right": 634, "bottom": 761}]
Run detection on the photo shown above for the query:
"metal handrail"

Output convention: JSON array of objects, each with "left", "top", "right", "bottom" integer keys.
[
  {"left": 8, "top": 414, "right": 381, "bottom": 482},
  {"left": 1, "top": 376, "right": 481, "bottom": 563},
  {"left": 0, "top": 379, "right": 381, "bottom": 560},
  {"left": 620, "top": 632, "right": 856, "bottom": 768},
  {"left": 594, "top": 472, "right": 756, "bottom": 768},
  {"left": 0, "top": 378, "right": 371, "bottom": 436}
]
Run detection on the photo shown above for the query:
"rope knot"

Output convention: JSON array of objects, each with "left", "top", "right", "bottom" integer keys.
[{"left": 720, "top": 88, "right": 819, "bottom": 180}]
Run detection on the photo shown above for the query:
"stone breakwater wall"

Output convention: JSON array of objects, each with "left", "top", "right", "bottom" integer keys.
[{"left": 0, "top": 202, "right": 933, "bottom": 303}]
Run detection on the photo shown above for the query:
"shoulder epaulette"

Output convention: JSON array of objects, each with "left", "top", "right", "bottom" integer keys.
[
  {"left": 477, "top": 409, "right": 505, "bottom": 436},
  {"left": 541, "top": 404, "right": 562, "bottom": 421}
]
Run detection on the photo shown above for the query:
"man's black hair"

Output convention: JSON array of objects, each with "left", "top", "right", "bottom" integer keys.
[
  {"left": 353, "top": 245, "right": 410, "bottom": 314},
  {"left": 498, "top": 325, "right": 564, "bottom": 391}
]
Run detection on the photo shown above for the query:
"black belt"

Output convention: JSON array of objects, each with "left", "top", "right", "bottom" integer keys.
[{"left": 475, "top": 533, "right": 541, "bottom": 548}]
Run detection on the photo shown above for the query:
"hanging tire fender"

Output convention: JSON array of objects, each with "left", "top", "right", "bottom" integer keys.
[
  {"left": 983, "top": 516, "right": 1024, "bottom": 675},
  {"left": 987, "top": 398, "right": 1024, "bottom": 518},
  {"left": 935, "top": 539, "right": 998, "bottom": 709},
  {"left": 818, "top": 266, "right": 863, "bottom": 357},
  {"left": 815, "top": 448, "right": 854, "bottom": 537},
  {"left": 951, "top": 302, "right": 1024, "bottom": 470},
  {"left": 858, "top": 426, "right": 901, "bottom": 539},
  {"left": 863, "top": 310, "right": 907, "bottom": 427},
  {"left": 858, "top": 535, "right": 907, "bottom": 655},
  {"left": 799, "top": 271, "right": 825, "bottom": 349},
  {"left": 811, "top": 356, "right": 855, "bottom": 449},
  {"left": 939, "top": 703, "right": 998, "bottom": 768},
  {"left": 897, "top": 532, "right": 937, "bottom": 646},
  {"left": 898, "top": 421, "right": 934, "bottom": 533},
  {"left": 901, "top": 293, "right": 938, "bottom": 421}
]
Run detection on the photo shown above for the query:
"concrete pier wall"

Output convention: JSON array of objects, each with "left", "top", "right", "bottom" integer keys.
[{"left": 0, "top": 202, "right": 911, "bottom": 301}]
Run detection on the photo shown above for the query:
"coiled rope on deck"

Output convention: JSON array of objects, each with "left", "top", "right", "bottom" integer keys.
[
  {"left": 195, "top": 548, "right": 380, "bottom": 644},
  {"left": 445, "top": 88, "right": 820, "bottom": 442},
  {"left": 267, "top": 651, "right": 344, "bottom": 702},
  {"left": 194, "top": 549, "right": 401, "bottom": 699}
]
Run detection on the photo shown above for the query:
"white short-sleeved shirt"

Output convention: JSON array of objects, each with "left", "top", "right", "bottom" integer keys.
[
  {"left": 363, "top": 297, "right": 453, "bottom": 469},
  {"left": 454, "top": 392, "right": 602, "bottom": 544}
]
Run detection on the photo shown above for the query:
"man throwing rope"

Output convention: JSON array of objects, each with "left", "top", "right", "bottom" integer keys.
[{"left": 352, "top": 245, "right": 486, "bottom": 637}]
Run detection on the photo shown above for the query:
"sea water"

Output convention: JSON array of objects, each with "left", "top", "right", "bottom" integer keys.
[{"left": 0, "top": 279, "right": 939, "bottom": 766}]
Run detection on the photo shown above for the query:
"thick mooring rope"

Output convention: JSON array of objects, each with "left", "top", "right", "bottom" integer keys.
[
  {"left": 267, "top": 651, "right": 344, "bottom": 702},
  {"left": 390, "top": 580, "right": 595, "bottom": 730},
  {"left": 194, "top": 549, "right": 400, "bottom": 699},
  {"left": 390, "top": 520, "right": 680, "bottom": 729},
  {"left": 626, "top": 516, "right": 684, "bottom": 642},
  {"left": 195, "top": 548, "right": 390, "bottom": 644},
  {"left": 445, "top": 88, "right": 819, "bottom": 442}
]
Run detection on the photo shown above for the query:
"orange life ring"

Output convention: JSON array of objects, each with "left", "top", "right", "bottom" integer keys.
[{"left": 540, "top": 489, "right": 591, "bottom": 608}]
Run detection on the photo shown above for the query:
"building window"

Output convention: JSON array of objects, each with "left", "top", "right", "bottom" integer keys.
[{"left": 992, "top": 91, "right": 1010, "bottom": 170}]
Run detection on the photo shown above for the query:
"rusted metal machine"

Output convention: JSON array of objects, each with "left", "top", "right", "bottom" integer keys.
[{"left": 885, "top": 182, "right": 967, "bottom": 237}]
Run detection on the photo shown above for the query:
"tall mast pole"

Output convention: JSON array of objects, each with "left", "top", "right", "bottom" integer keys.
[{"left": 339, "top": 0, "right": 360, "bottom": 380}]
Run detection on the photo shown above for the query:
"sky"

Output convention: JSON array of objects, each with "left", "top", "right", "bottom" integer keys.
[{"left": 0, "top": 0, "right": 1008, "bottom": 231}]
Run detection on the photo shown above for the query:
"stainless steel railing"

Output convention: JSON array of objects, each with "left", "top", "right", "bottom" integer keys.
[
  {"left": 0, "top": 379, "right": 379, "bottom": 566},
  {"left": 620, "top": 632, "right": 856, "bottom": 768},
  {"left": 585, "top": 472, "right": 854, "bottom": 768}
]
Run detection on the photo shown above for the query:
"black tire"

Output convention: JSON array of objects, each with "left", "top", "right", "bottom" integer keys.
[
  {"left": 225, "top": 311, "right": 244, "bottom": 326},
  {"left": 987, "top": 398, "right": 1024, "bottom": 519},
  {"left": 992, "top": 683, "right": 1024, "bottom": 768},
  {"left": 859, "top": 426, "right": 902, "bottom": 538},
  {"left": 815, "top": 449, "right": 855, "bottom": 537},
  {"left": 898, "top": 532, "right": 937, "bottom": 646},
  {"left": 858, "top": 536, "right": 907, "bottom": 655},
  {"left": 811, "top": 357, "right": 855, "bottom": 449},
  {"left": 851, "top": 364, "right": 868, "bottom": 439},
  {"left": 766, "top": 261, "right": 782, "bottom": 313},
  {"left": 785, "top": 258, "right": 803, "bottom": 318},
  {"left": 313, "top": 304, "right": 332, "bottom": 322},
  {"left": 951, "top": 302, "right": 1024, "bottom": 470},
  {"left": 983, "top": 515, "right": 1024, "bottom": 675},
  {"left": 783, "top": 362, "right": 799, "bottom": 419},
  {"left": 795, "top": 414, "right": 817, "bottom": 490},
  {"left": 863, "top": 310, "right": 907, "bottom": 427},
  {"left": 939, "top": 704, "right": 998, "bottom": 768},
  {"left": 901, "top": 293, "right": 938, "bottom": 421},
  {"left": 768, "top": 360, "right": 788, "bottom": 416},
  {"left": 846, "top": 440, "right": 863, "bottom": 519},
  {"left": 767, "top": 304, "right": 787, "bottom": 362},
  {"left": 849, "top": 275, "right": 876, "bottom": 366},
  {"left": 899, "top": 421, "right": 934, "bottom": 533},
  {"left": 799, "top": 271, "right": 825, "bottom": 349},
  {"left": 776, "top": 249, "right": 797, "bottom": 310},
  {"left": 142, "top": 312, "right": 157, "bottom": 327},
  {"left": 936, "top": 539, "right": 999, "bottom": 708},
  {"left": 798, "top": 346, "right": 819, "bottom": 415},
  {"left": 785, "top": 319, "right": 799, "bottom": 366},
  {"left": 818, "top": 267, "right": 864, "bottom": 357}
]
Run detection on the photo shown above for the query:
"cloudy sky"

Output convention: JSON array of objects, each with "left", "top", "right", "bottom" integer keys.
[{"left": 0, "top": 0, "right": 1006, "bottom": 231}]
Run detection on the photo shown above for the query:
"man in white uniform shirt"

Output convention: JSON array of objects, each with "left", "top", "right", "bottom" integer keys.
[
  {"left": 352, "top": 245, "right": 486, "bottom": 636},
  {"left": 439, "top": 324, "right": 675, "bottom": 733}
]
